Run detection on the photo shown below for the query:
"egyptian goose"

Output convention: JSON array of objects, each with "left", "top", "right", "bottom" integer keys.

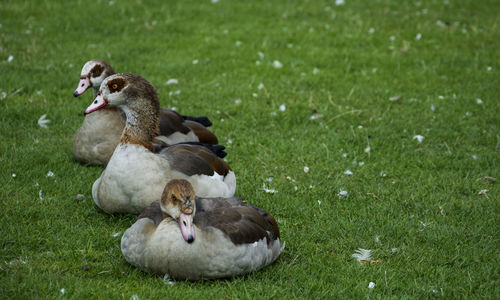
[
  {"left": 72, "top": 59, "right": 217, "bottom": 165},
  {"left": 85, "top": 73, "right": 236, "bottom": 213},
  {"left": 121, "top": 179, "right": 284, "bottom": 280}
]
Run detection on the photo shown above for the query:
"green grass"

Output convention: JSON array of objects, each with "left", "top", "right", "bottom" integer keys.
[{"left": 1, "top": 0, "right": 499, "bottom": 298}]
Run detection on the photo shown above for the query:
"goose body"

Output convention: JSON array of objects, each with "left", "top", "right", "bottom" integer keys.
[
  {"left": 87, "top": 73, "right": 236, "bottom": 213},
  {"left": 72, "top": 59, "right": 217, "bottom": 165},
  {"left": 121, "top": 180, "right": 283, "bottom": 280}
]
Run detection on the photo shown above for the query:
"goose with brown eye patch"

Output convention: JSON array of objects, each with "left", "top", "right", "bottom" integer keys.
[
  {"left": 84, "top": 73, "right": 236, "bottom": 214},
  {"left": 121, "top": 179, "right": 284, "bottom": 280},
  {"left": 72, "top": 60, "right": 220, "bottom": 166}
]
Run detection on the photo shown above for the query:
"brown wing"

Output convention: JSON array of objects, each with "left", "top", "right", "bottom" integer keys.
[
  {"left": 160, "top": 144, "right": 231, "bottom": 176},
  {"left": 194, "top": 197, "right": 280, "bottom": 246},
  {"left": 183, "top": 120, "right": 218, "bottom": 144},
  {"left": 159, "top": 109, "right": 191, "bottom": 136},
  {"left": 136, "top": 200, "right": 164, "bottom": 226}
]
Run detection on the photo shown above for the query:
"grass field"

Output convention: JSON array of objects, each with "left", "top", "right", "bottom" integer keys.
[{"left": 1, "top": 0, "right": 499, "bottom": 298}]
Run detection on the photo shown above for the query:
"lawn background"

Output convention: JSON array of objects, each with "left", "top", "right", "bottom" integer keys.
[{"left": 0, "top": 0, "right": 498, "bottom": 298}]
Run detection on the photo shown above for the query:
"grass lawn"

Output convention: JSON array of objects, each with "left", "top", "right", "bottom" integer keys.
[{"left": 1, "top": 0, "right": 498, "bottom": 298}]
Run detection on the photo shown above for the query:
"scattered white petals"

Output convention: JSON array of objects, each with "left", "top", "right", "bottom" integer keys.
[
  {"left": 165, "top": 78, "right": 178, "bottom": 85},
  {"left": 112, "top": 232, "right": 121, "bottom": 238},
  {"left": 338, "top": 189, "right": 348, "bottom": 199},
  {"left": 252, "top": 93, "right": 257, "bottom": 97},
  {"left": 258, "top": 83, "right": 265, "bottom": 90},
  {"left": 235, "top": 40, "right": 242, "bottom": 46},
  {"left": 476, "top": 98, "right": 483, "bottom": 104},
  {"left": 343, "top": 153, "right": 348, "bottom": 158},
  {"left": 234, "top": 98, "right": 242, "bottom": 105},
  {"left": 487, "top": 66, "right": 492, "bottom": 71},
  {"left": 46, "top": 171, "right": 54, "bottom": 177},
  {"left": 130, "top": 295, "right": 139, "bottom": 300},
  {"left": 310, "top": 114, "right": 318, "bottom": 120},
  {"left": 364, "top": 146, "right": 371, "bottom": 153},
  {"left": 279, "top": 104, "right": 286, "bottom": 111},
  {"left": 192, "top": 59, "right": 199, "bottom": 64},
  {"left": 7, "top": 55, "right": 14, "bottom": 62},
  {"left": 344, "top": 170, "right": 353, "bottom": 175},
  {"left": 465, "top": 111, "right": 472, "bottom": 117},
  {"left": 471, "top": 154, "right": 477, "bottom": 160},
  {"left": 368, "top": 282, "right": 376, "bottom": 289},
  {"left": 266, "top": 176, "right": 274, "bottom": 182},
  {"left": 257, "top": 51, "right": 264, "bottom": 59},
  {"left": 352, "top": 248, "right": 372, "bottom": 263},
  {"left": 60, "top": 288, "right": 66, "bottom": 295},
  {"left": 12, "top": 173, "right": 16, "bottom": 177},
  {"left": 335, "top": 0, "right": 345, "bottom": 6},
  {"left": 375, "top": 235, "right": 380, "bottom": 243},
  {"left": 273, "top": 60, "right": 283, "bottom": 69},
  {"left": 415, "top": 33, "right": 422, "bottom": 40},
  {"left": 1, "top": 91, "right": 6, "bottom": 99},
  {"left": 368, "top": 27, "right": 375, "bottom": 34},
  {"left": 303, "top": 166, "right": 310, "bottom": 173},
  {"left": 380, "top": 171, "right": 387, "bottom": 177},
  {"left": 37, "top": 114, "right": 51, "bottom": 128},
  {"left": 312, "top": 67, "right": 319, "bottom": 74},
  {"left": 358, "top": 161, "right": 365, "bottom": 166},
  {"left": 413, "top": 135, "right": 424, "bottom": 143},
  {"left": 38, "top": 190, "right": 44, "bottom": 200},
  {"left": 227, "top": 139, "right": 232, "bottom": 144},
  {"left": 391, "top": 248, "right": 398, "bottom": 253},
  {"left": 438, "top": 95, "right": 445, "bottom": 99},
  {"left": 168, "top": 90, "right": 181, "bottom": 96},
  {"left": 317, "top": 200, "right": 321, "bottom": 206}
]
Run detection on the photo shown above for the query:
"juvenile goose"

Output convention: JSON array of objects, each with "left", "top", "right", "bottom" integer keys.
[
  {"left": 85, "top": 73, "right": 236, "bottom": 214},
  {"left": 121, "top": 179, "right": 284, "bottom": 280},
  {"left": 72, "top": 59, "right": 217, "bottom": 165}
]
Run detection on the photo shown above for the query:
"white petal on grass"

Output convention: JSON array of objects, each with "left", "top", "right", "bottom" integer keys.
[
  {"left": 12, "top": 173, "right": 17, "bottom": 177},
  {"left": 431, "top": 104, "right": 435, "bottom": 111},
  {"left": 335, "top": 0, "right": 345, "bottom": 5},
  {"left": 192, "top": 59, "right": 199, "bottom": 64},
  {"left": 338, "top": 189, "right": 348, "bottom": 199},
  {"left": 317, "top": 200, "right": 321, "bottom": 206},
  {"left": 8, "top": 55, "right": 14, "bottom": 62},
  {"left": 487, "top": 66, "right": 492, "bottom": 71},
  {"left": 211, "top": 0, "right": 219, "bottom": 3},
  {"left": 130, "top": 295, "right": 140, "bottom": 300},
  {"left": 1, "top": 91, "right": 7, "bottom": 99},
  {"left": 343, "top": 153, "right": 348, "bottom": 158},
  {"left": 465, "top": 111, "right": 472, "bottom": 117},
  {"left": 415, "top": 33, "right": 422, "bottom": 40},
  {"left": 471, "top": 154, "right": 478, "bottom": 160},
  {"left": 261, "top": 184, "right": 277, "bottom": 194},
  {"left": 38, "top": 114, "right": 51, "bottom": 128},
  {"left": 165, "top": 79, "right": 178, "bottom": 85},
  {"left": 344, "top": 170, "right": 353, "bottom": 175},
  {"left": 112, "top": 232, "right": 121, "bottom": 238},
  {"left": 273, "top": 60, "right": 283, "bottom": 69},
  {"left": 304, "top": 166, "right": 310, "bottom": 173},
  {"left": 46, "top": 171, "right": 54, "bottom": 177},
  {"left": 258, "top": 83, "right": 265, "bottom": 90},
  {"left": 364, "top": 146, "right": 371, "bottom": 153},
  {"left": 235, "top": 41, "right": 242, "bottom": 46},
  {"left": 39, "top": 190, "right": 44, "bottom": 200},
  {"left": 60, "top": 288, "right": 66, "bottom": 295},
  {"left": 476, "top": 98, "right": 483, "bottom": 104},
  {"left": 368, "top": 27, "right": 375, "bottom": 34},
  {"left": 252, "top": 93, "right": 257, "bottom": 97},
  {"left": 413, "top": 135, "right": 424, "bottom": 143},
  {"left": 368, "top": 282, "right": 376, "bottom": 289},
  {"left": 375, "top": 235, "right": 380, "bottom": 243},
  {"left": 257, "top": 51, "right": 264, "bottom": 59},
  {"left": 163, "top": 273, "right": 176, "bottom": 285},
  {"left": 279, "top": 104, "right": 286, "bottom": 111},
  {"left": 390, "top": 35, "right": 395, "bottom": 42},
  {"left": 358, "top": 161, "right": 365, "bottom": 166},
  {"left": 234, "top": 99, "right": 242, "bottom": 105},
  {"left": 313, "top": 67, "right": 319, "bottom": 74},
  {"left": 352, "top": 248, "right": 372, "bottom": 263}
]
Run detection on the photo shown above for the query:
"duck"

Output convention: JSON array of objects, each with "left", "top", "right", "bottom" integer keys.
[
  {"left": 72, "top": 59, "right": 217, "bottom": 166},
  {"left": 85, "top": 73, "right": 236, "bottom": 213},
  {"left": 121, "top": 179, "right": 284, "bottom": 280}
]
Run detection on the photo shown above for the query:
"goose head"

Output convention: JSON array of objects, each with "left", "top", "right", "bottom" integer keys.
[
  {"left": 160, "top": 179, "right": 197, "bottom": 244},
  {"left": 74, "top": 60, "right": 115, "bottom": 97}
]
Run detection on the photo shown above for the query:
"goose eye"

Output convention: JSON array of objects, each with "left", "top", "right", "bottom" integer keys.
[{"left": 112, "top": 83, "right": 118, "bottom": 89}]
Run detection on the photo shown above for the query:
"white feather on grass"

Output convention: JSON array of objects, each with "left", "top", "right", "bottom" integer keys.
[
  {"left": 38, "top": 114, "right": 51, "bottom": 128},
  {"left": 352, "top": 248, "right": 372, "bottom": 263}
]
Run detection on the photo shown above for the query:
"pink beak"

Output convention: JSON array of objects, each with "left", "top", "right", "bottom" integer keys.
[
  {"left": 84, "top": 93, "right": 107, "bottom": 114},
  {"left": 178, "top": 213, "right": 195, "bottom": 243},
  {"left": 73, "top": 77, "right": 91, "bottom": 97}
]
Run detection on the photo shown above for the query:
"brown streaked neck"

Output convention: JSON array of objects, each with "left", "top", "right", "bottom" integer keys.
[{"left": 119, "top": 100, "right": 160, "bottom": 152}]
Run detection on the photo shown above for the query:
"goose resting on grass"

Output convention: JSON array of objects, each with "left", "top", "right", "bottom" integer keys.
[
  {"left": 85, "top": 73, "right": 236, "bottom": 213},
  {"left": 121, "top": 179, "right": 284, "bottom": 280},
  {"left": 72, "top": 59, "right": 217, "bottom": 165}
]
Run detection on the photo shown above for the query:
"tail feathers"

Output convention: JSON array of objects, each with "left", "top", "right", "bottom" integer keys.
[{"left": 183, "top": 115, "right": 212, "bottom": 127}]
